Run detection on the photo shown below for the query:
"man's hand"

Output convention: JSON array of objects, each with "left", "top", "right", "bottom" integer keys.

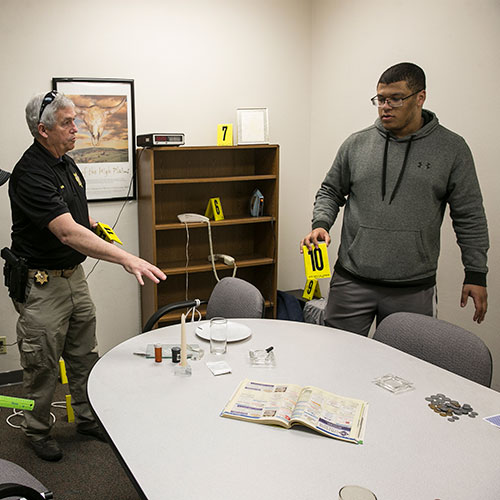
[
  {"left": 89, "top": 216, "right": 98, "bottom": 231},
  {"left": 122, "top": 255, "right": 166, "bottom": 286},
  {"left": 48, "top": 213, "right": 167, "bottom": 285},
  {"left": 300, "top": 228, "right": 330, "bottom": 253},
  {"left": 461, "top": 284, "right": 487, "bottom": 323}
]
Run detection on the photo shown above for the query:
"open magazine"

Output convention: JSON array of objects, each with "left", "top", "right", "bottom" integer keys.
[{"left": 221, "top": 379, "right": 368, "bottom": 444}]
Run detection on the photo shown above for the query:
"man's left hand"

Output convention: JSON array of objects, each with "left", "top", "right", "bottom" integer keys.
[{"left": 461, "top": 284, "right": 487, "bottom": 323}]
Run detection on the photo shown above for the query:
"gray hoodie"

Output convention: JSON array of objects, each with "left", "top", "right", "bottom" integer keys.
[{"left": 312, "top": 110, "right": 489, "bottom": 287}]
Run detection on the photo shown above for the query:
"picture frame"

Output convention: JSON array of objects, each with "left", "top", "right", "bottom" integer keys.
[
  {"left": 52, "top": 77, "right": 136, "bottom": 201},
  {"left": 236, "top": 108, "right": 269, "bottom": 145}
]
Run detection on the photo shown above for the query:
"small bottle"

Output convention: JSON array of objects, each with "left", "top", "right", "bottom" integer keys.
[
  {"left": 171, "top": 346, "right": 181, "bottom": 363},
  {"left": 154, "top": 344, "right": 162, "bottom": 363}
]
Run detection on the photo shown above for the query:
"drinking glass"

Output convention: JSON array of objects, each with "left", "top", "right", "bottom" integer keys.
[{"left": 210, "top": 317, "right": 227, "bottom": 355}]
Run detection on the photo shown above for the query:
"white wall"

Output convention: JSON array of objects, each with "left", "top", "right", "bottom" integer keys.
[
  {"left": 309, "top": 0, "right": 500, "bottom": 389},
  {"left": 0, "top": 0, "right": 312, "bottom": 364},
  {"left": 1, "top": 0, "right": 498, "bottom": 390}
]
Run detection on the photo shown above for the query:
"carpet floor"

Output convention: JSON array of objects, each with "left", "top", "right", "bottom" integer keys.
[{"left": 0, "top": 381, "right": 142, "bottom": 499}]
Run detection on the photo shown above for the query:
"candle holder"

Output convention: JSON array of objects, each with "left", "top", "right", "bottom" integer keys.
[{"left": 174, "top": 362, "right": 192, "bottom": 377}]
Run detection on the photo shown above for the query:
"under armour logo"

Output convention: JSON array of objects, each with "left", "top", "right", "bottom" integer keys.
[{"left": 417, "top": 161, "right": 431, "bottom": 170}]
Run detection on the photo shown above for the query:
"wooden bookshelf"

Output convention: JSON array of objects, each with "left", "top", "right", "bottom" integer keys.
[{"left": 137, "top": 145, "right": 279, "bottom": 326}]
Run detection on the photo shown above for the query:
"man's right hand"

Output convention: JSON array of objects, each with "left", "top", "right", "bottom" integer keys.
[{"left": 300, "top": 228, "right": 331, "bottom": 253}]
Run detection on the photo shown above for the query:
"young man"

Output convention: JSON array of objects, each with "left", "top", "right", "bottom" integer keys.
[
  {"left": 8, "top": 91, "right": 166, "bottom": 461},
  {"left": 301, "top": 62, "right": 488, "bottom": 336}
]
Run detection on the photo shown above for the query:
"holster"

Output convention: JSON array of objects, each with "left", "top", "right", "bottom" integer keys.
[{"left": 1, "top": 247, "right": 28, "bottom": 303}]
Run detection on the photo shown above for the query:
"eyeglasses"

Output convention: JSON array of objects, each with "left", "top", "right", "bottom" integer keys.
[
  {"left": 370, "top": 89, "right": 424, "bottom": 108},
  {"left": 38, "top": 90, "right": 58, "bottom": 122}
]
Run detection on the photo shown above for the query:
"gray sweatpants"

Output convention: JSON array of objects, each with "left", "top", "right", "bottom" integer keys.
[
  {"left": 324, "top": 270, "right": 436, "bottom": 336},
  {"left": 14, "top": 265, "right": 98, "bottom": 440}
]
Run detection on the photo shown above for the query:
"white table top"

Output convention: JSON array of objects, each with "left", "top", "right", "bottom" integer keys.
[{"left": 88, "top": 319, "right": 500, "bottom": 500}]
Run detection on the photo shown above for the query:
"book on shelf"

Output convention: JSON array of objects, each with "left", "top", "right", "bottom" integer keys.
[{"left": 220, "top": 379, "right": 368, "bottom": 444}]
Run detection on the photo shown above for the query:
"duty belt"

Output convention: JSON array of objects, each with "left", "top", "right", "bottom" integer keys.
[{"left": 28, "top": 267, "right": 77, "bottom": 286}]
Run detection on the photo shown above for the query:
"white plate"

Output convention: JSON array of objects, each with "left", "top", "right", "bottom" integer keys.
[{"left": 195, "top": 321, "right": 252, "bottom": 342}]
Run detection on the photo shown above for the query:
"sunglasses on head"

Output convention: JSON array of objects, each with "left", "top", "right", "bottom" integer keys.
[{"left": 38, "top": 90, "right": 58, "bottom": 122}]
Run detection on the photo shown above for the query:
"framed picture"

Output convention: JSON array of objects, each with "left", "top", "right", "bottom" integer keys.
[
  {"left": 236, "top": 108, "right": 269, "bottom": 145},
  {"left": 52, "top": 78, "right": 136, "bottom": 201}
]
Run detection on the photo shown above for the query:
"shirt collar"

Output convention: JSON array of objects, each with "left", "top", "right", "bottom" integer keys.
[{"left": 33, "top": 139, "right": 66, "bottom": 167}]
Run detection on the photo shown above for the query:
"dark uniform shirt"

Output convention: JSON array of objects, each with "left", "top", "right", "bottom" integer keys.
[{"left": 9, "top": 140, "right": 90, "bottom": 269}]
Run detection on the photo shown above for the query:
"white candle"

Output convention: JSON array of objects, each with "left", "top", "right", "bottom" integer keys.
[{"left": 180, "top": 313, "right": 187, "bottom": 367}]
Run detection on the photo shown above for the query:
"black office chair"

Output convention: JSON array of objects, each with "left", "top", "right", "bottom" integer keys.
[
  {"left": 143, "top": 278, "right": 266, "bottom": 331},
  {"left": 142, "top": 299, "right": 207, "bottom": 333},
  {"left": 373, "top": 312, "right": 493, "bottom": 387},
  {"left": 0, "top": 458, "right": 52, "bottom": 499}
]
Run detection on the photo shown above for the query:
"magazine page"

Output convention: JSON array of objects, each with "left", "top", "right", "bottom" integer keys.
[
  {"left": 290, "top": 386, "right": 368, "bottom": 444},
  {"left": 221, "top": 379, "right": 303, "bottom": 427}
]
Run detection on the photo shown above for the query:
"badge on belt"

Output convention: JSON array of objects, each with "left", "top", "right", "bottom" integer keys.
[{"left": 34, "top": 270, "right": 49, "bottom": 286}]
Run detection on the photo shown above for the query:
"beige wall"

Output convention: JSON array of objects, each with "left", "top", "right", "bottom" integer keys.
[{"left": 0, "top": 0, "right": 498, "bottom": 389}]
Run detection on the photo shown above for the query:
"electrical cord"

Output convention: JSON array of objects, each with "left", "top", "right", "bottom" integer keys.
[
  {"left": 185, "top": 299, "right": 203, "bottom": 322},
  {"left": 180, "top": 213, "right": 238, "bottom": 298},
  {"left": 206, "top": 221, "right": 221, "bottom": 283},
  {"left": 182, "top": 219, "right": 223, "bottom": 299},
  {"left": 85, "top": 149, "right": 140, "bottom": 280},
  {"left": 6, "top": 401, "right": 65, "bottom": 429},
  {"left": 210, "top": 253, "right": 237, "bottom": 277},
  {"left": 183, "top": 221, "right": 190, "bottom": 300},
  {"left": 206, "top": 222, "right": 237, "bottom": 279}
]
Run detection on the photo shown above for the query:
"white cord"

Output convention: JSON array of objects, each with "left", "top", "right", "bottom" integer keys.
[
  {"left": 183, "top": 222, "right": 190, "bottom": 300},
  {"left": 6, "top": 406, "right": 59, "bottom": 429},
  {"left": 207, "top": 221, "right": 221, "bottom": 282},
  {"left": 211, "top": 254, "right": 237, "bottom": 277},
  {"left": 185, "top": 299, "right": 203, "bottom": 322},
  {"left": 182, "top": 218, "right": 238, "bottom": 293},
  {"left": 222, "top": 255, "right": 237, "bottom": 277}
]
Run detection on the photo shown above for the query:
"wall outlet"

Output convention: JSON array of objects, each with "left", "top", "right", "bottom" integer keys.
[{"left": 0, "top": 336, "right": 6, "bottom": 354}]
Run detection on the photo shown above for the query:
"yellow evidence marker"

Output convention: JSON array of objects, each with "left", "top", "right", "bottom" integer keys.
[
  {"left": 217, "top": 124, "right": 233, "bottom": 146},
  {"left": 302, "top": 278, "right": 322, "bottom": 301},
  {"left": 302, "top": 242, "right": 331, "bottom": 280},
  {"left": 205, "top": 197, "right": 225, "bottom": 221},
  {"left": 95, "top": 222, "right": 123, "bottom": 245},
  {"left": 59, "top": 359, "right": 75, "bottom": 422}
]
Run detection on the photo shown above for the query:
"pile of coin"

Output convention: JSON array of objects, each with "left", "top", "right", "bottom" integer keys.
[{"left": 425, "top": 393, "right": 478, "bottom": 422}]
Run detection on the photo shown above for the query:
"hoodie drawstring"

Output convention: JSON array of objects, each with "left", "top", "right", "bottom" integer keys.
[
  {"left": 382, "top": 133, "right": 415, "bottom": 204},
  {"left": 381, "top": 133, "right": 390, "bottom": 200}
]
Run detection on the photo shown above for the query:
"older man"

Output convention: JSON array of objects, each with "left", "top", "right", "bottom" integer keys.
[{"left": 7, "top": 91, "right": 166, "bottom": 461}]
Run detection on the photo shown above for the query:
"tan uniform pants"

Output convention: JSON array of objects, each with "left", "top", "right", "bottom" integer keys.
[{"left": 14, "top": 265, "right": 98, "bottom": 440}]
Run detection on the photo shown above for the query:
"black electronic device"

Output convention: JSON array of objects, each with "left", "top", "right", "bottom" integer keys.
[{"left": 137, "top": 133, "right": 185, "bottom": 147}]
